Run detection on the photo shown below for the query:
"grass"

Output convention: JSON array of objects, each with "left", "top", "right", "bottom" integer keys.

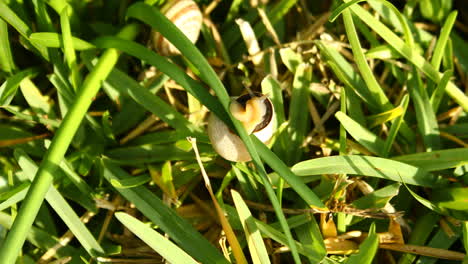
[{"left": 0, "top": 0, "right": 467, "bottom": 263}]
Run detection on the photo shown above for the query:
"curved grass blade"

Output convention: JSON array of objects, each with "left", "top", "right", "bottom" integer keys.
[
  {"left": 292, "top": 155, "right": 437, "bottom": 187},
  {"left": 393, "top": 148, "right": 468, "bottom": 171},
  {"left": 335, "top": 111, "right": 385, "bottom": 156},
  {"left": 115, "top": 212, "right": 198, "bottom": 264},
  {"left": 342, "top": 9, "right": 392, "bottom": 111},
  {"left": 99, "top": 158, "right": 229, "bottom": 264}
]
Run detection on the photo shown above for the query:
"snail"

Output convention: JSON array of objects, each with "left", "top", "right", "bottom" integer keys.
[
  {"left": 207, "top": 93, "right": 276, "bottom": 162},
  {"left": 153, "top": 0, "right": 203, "bottom": 56}
]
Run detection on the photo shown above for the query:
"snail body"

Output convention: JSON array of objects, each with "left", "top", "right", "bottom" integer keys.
[
  {"left": 153, "top": 0, "right": 203, "bottom": 56},
  {"left": 208, "top": 93, "right": 276, "bottom": 162}
]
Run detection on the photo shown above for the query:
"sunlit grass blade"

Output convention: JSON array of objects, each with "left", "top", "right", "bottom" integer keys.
[
  {"left": 29, "top": 32, "right": 95, "bottom": 50},
  {"left": 0, "top": 68, "right": 40, "bottom": 105},
  {"left": 366, "top": 106, "right": 403, "bottom": 129},
  {"left": 335, "top": 111, "right": 385, "bottom": 156},
  {"left": 431, "top": 11, "right": 457, "bottom": 70},
  {"left": 99, "top": 158, "right": 230, "bottom": 264},
  {"left": 115, "top": 212, "right": 198, "bottom": 264},
  {"left": 0, "top": 1, "right": 49, "bottom": 60},
  {"left": 60, "top": 6, "right": 81, "bottom": 91},
  {"left": 232, "top": 190, "right": 271, "bottom": 264},
  {"left": 0, "top": 182, "right": 29, "bottom": 211},
  {"left": 382, "top": 94, "right": 409, "bottom": 157},
  {"left": 292, "top": 155, "right": 437, "bottom": 187},
  {"left": 0, "top": 19, "right": 15, "bottom": 73}
]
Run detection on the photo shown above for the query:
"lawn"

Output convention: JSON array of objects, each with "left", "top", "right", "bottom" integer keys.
[{"left": 0, "top": 0, "right": 467, "bottom": 263}]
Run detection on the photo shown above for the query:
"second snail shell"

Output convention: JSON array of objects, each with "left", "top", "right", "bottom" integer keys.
[
  {"left": 153, "top": 0, "right": 203, "bottom": 56},
  {"left": 207, "top": 93, "right": 276, "bottom": 162}
]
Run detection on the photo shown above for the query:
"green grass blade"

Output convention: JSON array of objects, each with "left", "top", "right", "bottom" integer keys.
[
  {"left": 430, "top": 70, "right": 452, "bottom": 113},
  {"left": 346, "top": 1, "right": 468, "bottom": 112},
  {"left": 261, "top": 75, "right": 285, "bottom": 124},
  {"left": 342, "top": 8, "right": 392, "bottom": 110},
  {"left": 0, "top": 24, "right": 140, "bottom": 264},
  {"left": 407, "top": 68, "right": 440, "bottom": 151},
  {"left": 346, "top": 223, "right": 378, "bottom": 264},
  {"left": 29, "top": 32, "right": 95, "bottom": 50},
  {"left": 352, "top": 183, "right": 400, "bottom": 209},
  {"left": 0, "top": 19, "right": 15, "bottom": 73},
  {"left": 335, "top": 111, "right": 385, "bottom": 156},
  {"left": 0, "top": 68, "right": 40, "bottom": 105},
  {"left": 0, "top": 1, "right": 49, "bottom": 60},
  {"left": 60, "top": 6, "right": 80, "bottom": 91},
  {"left": 115, "top": 212, "right": 198, "bottom": 264},
  {"left": 292, "top": 155, "right": 437, "bottom": 187},
  {"left": 431, "top": 11, "right": 457, "bottom": 70},
  {"left": 393, "top": 148, "right": 468, "bottom": 171},
  {"left": 105, "top": 68, "right": 200, "bottom": 135},
  {"left": 99, "top": 159, "right": 229, "bottom": 264},
  {"left": 286, "top": 63, "right": 311, "bottom": 164},
  {"left": 253, "top": 137, "right": 326, "bottom": 209},
  {"left": 0, "top": 1, "right": 31, "bottom": 38},
  {"left": 231, "top": 190, "right": 271, "bottom": 264},
  {"left": 0, "top": 183, "right": 29, "bottom": 211},
  {"left": 366, "top": 106, "right": 403, "bottom": 129},
  {"left": 15, "top": 149, "right": 104, "bottom": 257}
]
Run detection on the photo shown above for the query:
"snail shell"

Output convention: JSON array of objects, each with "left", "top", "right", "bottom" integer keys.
[
  {"left": 153, "top": 0, "right": 203, "bottom": 56},
  {"left": 207, "top": 93, "right": 276, "bottom": 162}
]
